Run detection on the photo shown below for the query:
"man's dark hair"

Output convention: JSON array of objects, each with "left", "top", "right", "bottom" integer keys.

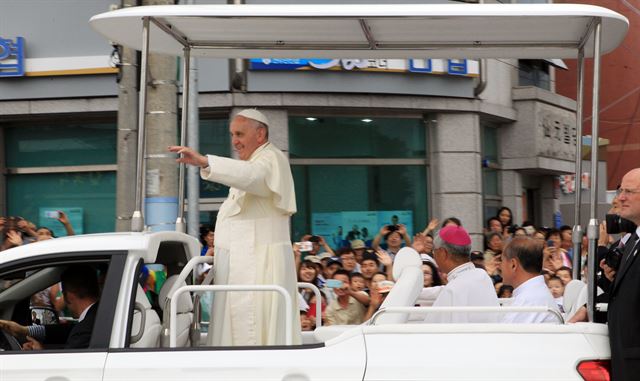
[
  {"left": 332, "top": 269, "right": 351, "bottom": 279},
  {"left": 349, "top": 272, "right": 364, "bottom": 281},
  {"left": 545, "top": 228, "right": 561, "bottom": 240},
  {"left": 503, "top": 236, "right": 544, "bottom": 274},
  {"left": 361, "top": 252, "right": 380, "bottom": 265},
  {"left": 61, "top": 264, "right": 100, "bottom": 300},
  {"left": 559, "top": 225, "right": 572, "bottom": 233},
  {"left": 336, "top": 248, "right": 355, "bottom": 257}
]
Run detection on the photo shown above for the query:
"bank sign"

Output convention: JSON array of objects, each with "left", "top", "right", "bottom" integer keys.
[
  {"left": 0, "top": 37, "right": 25, "bottom": 77},
  {"left": 249, "top": 58, "right": 478, "bottom": 77}
]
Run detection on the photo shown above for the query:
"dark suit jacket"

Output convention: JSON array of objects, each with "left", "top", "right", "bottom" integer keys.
[
  {"left": 43, "top": 303, "right": 98, "bottom": 349},
  {"left": 608, "top": 236, "right": 640, "bottom": 381}
]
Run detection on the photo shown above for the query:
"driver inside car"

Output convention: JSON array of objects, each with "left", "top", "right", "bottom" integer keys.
[{"left": 0, "top": 264, "right": 99, "bottom": 350}]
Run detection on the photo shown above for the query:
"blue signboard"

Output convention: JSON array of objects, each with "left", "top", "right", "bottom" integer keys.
[
  {"left": 0, "top": 37, "right": 25, "bottom": 77},
  {"left": 249, "top": 58, "right": 474, "bottom": 76}
]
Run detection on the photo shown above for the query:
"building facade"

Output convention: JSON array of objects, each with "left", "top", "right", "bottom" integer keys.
[{"left": 0, "top": 0, "right": 585, "bottom": 247}]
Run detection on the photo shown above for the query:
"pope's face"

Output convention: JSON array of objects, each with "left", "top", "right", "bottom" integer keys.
[{"left": 230, "top": 116, "right": 266, "bottom": 161}]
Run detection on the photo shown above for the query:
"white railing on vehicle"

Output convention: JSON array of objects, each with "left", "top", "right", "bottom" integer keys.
[
  {"left": 297, "top": 282, "right": 322, "bottom": 328},
  {"left": 169, "top": 284, "right": 293, "bottom": 347},
  {"left": 369, "top": 306, "right": 565, "bottom": 325}
]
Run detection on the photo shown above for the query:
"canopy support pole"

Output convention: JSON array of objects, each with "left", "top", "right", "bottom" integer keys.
[
  {"left": 176, "top": 45, "right": 191, "bottom": 233},
  {"left": 587, "top": 18, "right": 602, "bottom": 322},
  {"left": 132, "top": 16, "right": 151, "bottom": 232},
  {"left": 572, "top": 47, "right": 585, "bottom": 280}
]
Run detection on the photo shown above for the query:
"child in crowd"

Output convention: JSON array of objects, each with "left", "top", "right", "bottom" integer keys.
[
  {"left": 547, "top": 276, "right": 565, "bottom": 312},
  {"left": 349, "top": 272, "right": 367, "bottom": 293},
  {"left": 497, "top": 284, "right": 514, "bottom": 298},
  {"left": 555, "top": 266, "right": 573, "bottom": 286},
  {"left": 349, "top": 272, "right": 371, "bottom": 307}
]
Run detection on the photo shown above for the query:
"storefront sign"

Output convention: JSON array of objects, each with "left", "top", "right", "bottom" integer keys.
[
  {"left": 249, "top": 58, "right": 478, "bottom": 77},
  {"left": 0, "top": 37, "right": 25, "bottom": 77},
  {"left": 1, "top": 36, "right": 115, "bottom": 77}
]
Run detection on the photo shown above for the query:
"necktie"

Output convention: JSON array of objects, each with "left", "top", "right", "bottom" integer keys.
[{"left": 620, "top": 232, "right": 639, "bottom": 269}]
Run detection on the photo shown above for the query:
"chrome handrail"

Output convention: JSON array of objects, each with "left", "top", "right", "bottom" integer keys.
[{"left": 369, "top": 306, "right": 565, "bottom": 325}]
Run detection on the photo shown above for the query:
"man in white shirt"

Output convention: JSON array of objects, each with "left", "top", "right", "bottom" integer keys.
[
  {"left": 422, "top": 225, "right": 499, "bottom": 323},
  {"left": 500, "top": 236, "right": 560, "bottom": 323}
]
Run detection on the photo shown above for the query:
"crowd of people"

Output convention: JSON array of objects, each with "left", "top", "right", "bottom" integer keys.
[
  {"left": 284, "top": 205, "right": 602, "bottom": 330},
  {"left": 0, "top": 213, "right": 76, "bottom": 323}
]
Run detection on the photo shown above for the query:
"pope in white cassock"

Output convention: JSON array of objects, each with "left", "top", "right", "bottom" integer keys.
[
  {"left": 417, "top": 225, "right": 499, "bottom": 323},
  {"left": 168, "top": 109, "right": 301, "bottom": 346}
]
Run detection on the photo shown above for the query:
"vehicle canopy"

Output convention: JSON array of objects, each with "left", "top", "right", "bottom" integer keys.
[
  {"left": 90, "top": 3, "right": 629, "bottom": 321},
  {"left": 90, "top": 4, "right": 627, "bottom": 59}
]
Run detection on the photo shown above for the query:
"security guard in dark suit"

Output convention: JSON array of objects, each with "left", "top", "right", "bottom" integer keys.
[{"left": 607, "top": 168, "right": 640, "bottom": 381}]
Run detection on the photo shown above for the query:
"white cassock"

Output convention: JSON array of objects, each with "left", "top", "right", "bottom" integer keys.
[
  {"left": 201, "top": 142, "right": 301, "bottom": 346},
  {"left": 501, "top": 275, "right": 560, "bottom": 324},
  {"left": 419, "top": 262, "right": 500, "bottom": 323}
]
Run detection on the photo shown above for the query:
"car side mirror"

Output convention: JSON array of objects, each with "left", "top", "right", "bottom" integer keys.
[{"left": 30, "top": 306, "right": 59, "bottom": 325}]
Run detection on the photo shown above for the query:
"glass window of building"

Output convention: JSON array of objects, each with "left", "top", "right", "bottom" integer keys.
[
  {"left": 481, "top": 123, "right": 501, "bottom": 222},
  {"left": 196, "top": 117, "right": 231, "bottom": 227},
  {"left": 4, "top": 121, "right": 117, "bottom": 235},
  {"left": 198, "top": 118, "right": 230, "bottom": 199},
  {"left": 518, "top": 60, "right": 551, "bottom": 91},
  {"left": 289, "top": 116, "right": 428, "bottom": 249}
]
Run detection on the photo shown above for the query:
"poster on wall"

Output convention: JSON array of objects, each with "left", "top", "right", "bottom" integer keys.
[
  {"left": 312, "top": 210, "right": 413, "bottom": 249},
  {"left": 38, "top": 207, "right": 83, "bottom": 237}
]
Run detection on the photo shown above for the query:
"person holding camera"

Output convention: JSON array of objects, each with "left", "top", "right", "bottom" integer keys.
[
  {"left": 372, "top": 224, "right": 411, "bottom": 261},
  {"left": 606, "top": 168, "right": 640, "bottom": 381},
  {"left": 324, "top": 270, "right": 366, "bottom": 326}
]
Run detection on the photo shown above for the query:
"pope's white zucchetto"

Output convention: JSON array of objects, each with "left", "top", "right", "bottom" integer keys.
[{"left": 236, "top": 109, "right": 270, "bottom": 127}]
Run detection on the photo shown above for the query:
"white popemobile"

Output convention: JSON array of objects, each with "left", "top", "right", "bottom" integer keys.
[{"left": 0, "top": 3, "right": 627, "bottom": 380}]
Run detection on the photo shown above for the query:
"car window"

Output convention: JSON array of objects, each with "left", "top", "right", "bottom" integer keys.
[{"left": 0, "top": 255, "right": 125, "bottom": 352}]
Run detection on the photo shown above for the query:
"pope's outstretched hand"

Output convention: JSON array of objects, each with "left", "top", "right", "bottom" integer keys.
[{"left": 168, "top": 146, "right": 209, "bottom": 168}]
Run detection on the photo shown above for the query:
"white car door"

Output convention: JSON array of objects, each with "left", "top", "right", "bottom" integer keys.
[
  {"left": 0, "top": 253, "right": 127, "bottom": 381},
  {"left": 3, "top": 352, "right": 106, "bottom": 381},
  {"left": 103, "top": 328, "right": 366, "bottom": 380}
]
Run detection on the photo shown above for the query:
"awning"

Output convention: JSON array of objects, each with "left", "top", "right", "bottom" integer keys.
[{"left": 89, "top": 3, "right": 628, "bottom": 59}]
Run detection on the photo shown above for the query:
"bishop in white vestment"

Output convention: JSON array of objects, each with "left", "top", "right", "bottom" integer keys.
[
  {"left": 422, "top": 225, "right": 500, "bottom": 323},
  {"left": 169, "top": 109, "right": 301, "bottom": 346}
]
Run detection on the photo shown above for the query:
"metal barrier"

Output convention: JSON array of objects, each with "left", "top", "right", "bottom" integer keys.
[
  {"left": 169, "top": 284, "right": 293, "bottom": 347},
  {"left": 369, "top": 306, "right": 565, "bottom": 325},
  {"left": 297, "top": 282, "right": 322, "bottom": 327}
]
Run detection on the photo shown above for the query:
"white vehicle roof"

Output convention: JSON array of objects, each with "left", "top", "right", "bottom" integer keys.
[
  {"left": 0, "top": 231, "right": 199, "bottom": 265},
  {"left": 89, "top": 3, "right": 628, "bottom": 59}
]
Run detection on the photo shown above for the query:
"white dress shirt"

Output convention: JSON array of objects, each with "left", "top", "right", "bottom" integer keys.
[
  {"left": 502, "top": 275, "right": 559, "bottom": 323},
  {"left": 423, "top": 262, "right": 500, "bottom": 323}
]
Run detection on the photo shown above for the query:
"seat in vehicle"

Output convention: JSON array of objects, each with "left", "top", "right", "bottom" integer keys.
[
  {"left": 373, "top": 247, "right": 423, "bottom": 325},
  {"left": 130, "top": 285, "right": 162, "bottom": 348},
  {"left": 313, "top": 246, "right": 423, "bottom": 342},
  {"left": 159, "top": 275, "right": 194, "bottom": 347}
]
